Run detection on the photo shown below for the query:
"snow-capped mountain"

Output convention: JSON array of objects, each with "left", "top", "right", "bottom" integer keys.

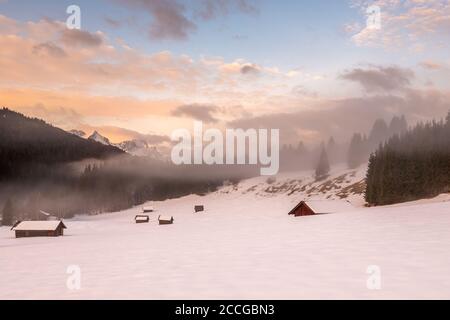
[
  {"left": 117, "top": 139, "right": 149, "bottom": 156},
  {"left": 82, "top": 130, "right": 167, "bottom": 160},
  {"left": 69, "top": 129, "right": 86, "bottom": 138},
  {"left": 88, "top": 131, "right": 111, "bottom": 146},
  {"left": 117, "top": 139, "right": 167, "bottom": 159}
]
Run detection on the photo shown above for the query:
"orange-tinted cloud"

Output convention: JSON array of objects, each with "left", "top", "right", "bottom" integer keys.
[
  {"left": 0, "top": 14, "right": 309, "bottom": 134},
  {"left": 0, "top": 88, "right": 177, "bottom": 119}
]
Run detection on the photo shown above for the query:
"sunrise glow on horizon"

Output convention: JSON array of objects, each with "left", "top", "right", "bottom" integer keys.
[{"left": 1, "top": 0, "right": 449, "bottom": 145}]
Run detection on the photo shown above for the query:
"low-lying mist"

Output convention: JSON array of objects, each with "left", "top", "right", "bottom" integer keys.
[{"left": 0, "top": 154, "right": 259, "bottom": 221}]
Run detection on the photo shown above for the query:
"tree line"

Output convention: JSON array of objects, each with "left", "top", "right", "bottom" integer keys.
[
  {"left": 365, "top": 112, "right": 450, "bottom": 205},
  {"left": 279, "top": 115, "right": 408, "bottom": 180},
  {"left": 0, "top": 157, "right": 229, "bottom": 226}
]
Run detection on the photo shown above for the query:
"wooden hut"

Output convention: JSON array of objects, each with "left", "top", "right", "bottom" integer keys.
[
  {"left": 143, "top": 206, "right": 154, "bottom": 213},
  {"left": 135, "top": 215, "right": 150, "bottom": 224},
  {"left": 288, "top": 200, "right": 354, "bottom": 217},
  {"left": 12, "top": 220, "right": 67, "bottom": 238},
  {"left": 158, "top": 215, "right": 174, "bottom": 225},
  {"left": 194, "top": 205, "right": 204, "bottom": 213}
]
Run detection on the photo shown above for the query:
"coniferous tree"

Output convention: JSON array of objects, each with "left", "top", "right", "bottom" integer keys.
[
  {"left": 399, "top": 115, "right": 408, "bottom": 133},
  {"left": 327, "top": 137, "right": 336, "bottom": 150},
  {"left": 297, "top": 141, "right": 307, "bottom": 155},
  {"left": 369, "top": 118, "right": 389, "bottom": 150},
  {"left": 389, "top": 115, "right": 407, "bottom": 137},
  {"left": 348, "top": 133, "right": 365, "bottom": 168},
  {"left": 327, "top": 137, "right": 337, "bottom": 164},
  {"left": 347, "top": 116, "right": 408, "bottom": 169},
  {"left": 348, "top": 133, "right": 371, "bottom": 168},
  {"left": 315, "top": 146, "right": 330, "bottom": 180}
]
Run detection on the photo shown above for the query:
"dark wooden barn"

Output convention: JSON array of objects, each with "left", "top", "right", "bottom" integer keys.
[
  {"left": 288, "top": 200, "right": 354, "bottom": 217},
  {"left": 12, "top": 220, "right": 67, "bottom": 238},
  {"left": 194, "top": 205, "right": 204, "bottom": 213},
  {"left": 135, "top": 215, "right": 150, "bottom": 224},
  {"left": 158, "top": 215, "right": 174, "bottom": 225},
  {"left": 288, "top": 201, "right": 315, "bottom": 217}
]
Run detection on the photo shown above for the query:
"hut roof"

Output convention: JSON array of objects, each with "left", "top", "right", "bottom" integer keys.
[
  {"left": 12, "top": 221, "right": 67, "bottom": 231},
  {"left": 158, "top": 215, "right": 173, "bottom": 221},
  {"left": 143, "top": 206, "right": 154, "bottom": 211},
  {"left": 290, "top": 200, "right": 354, "bottom": 215},
  {"left": 135, "top": 215, "right": 149, "bottom": 221}
]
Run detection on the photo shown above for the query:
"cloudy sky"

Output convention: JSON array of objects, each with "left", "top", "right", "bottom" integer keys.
[{"left": 1, "top": 0, "right": 449, "bottom": 145}]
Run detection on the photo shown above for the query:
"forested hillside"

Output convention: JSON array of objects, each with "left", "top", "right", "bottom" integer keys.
[
  {"left": 366, "top": 112, "right": 450, "bottom": 205},
  {"left": 0, "top": 108, "right": 124, "bottom": 180}
]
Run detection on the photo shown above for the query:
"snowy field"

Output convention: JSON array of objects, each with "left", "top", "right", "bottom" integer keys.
[{"left": 1, "top": 166, "right": 450, "bottom": 300}]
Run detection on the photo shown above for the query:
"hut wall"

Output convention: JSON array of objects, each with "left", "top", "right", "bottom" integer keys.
[
  {"left": 294, "top": 204, "right": 315, "bottom": 217},
  {"left": 15, "top": 230, "right": 58, "bottom": 238},
  {"left": 15, "top": 226, "right": 64, "bottom": 238}
]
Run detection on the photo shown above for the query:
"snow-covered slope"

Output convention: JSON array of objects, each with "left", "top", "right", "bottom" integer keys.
[
  {"left": 68, "top": 129, "right": 86, "bottom": 138},
  {"left": 1, "top": 166, "right": 450, "bottom": 300},
  {"left": 219, "top": 164, "right": 368, "bottom": 207}
]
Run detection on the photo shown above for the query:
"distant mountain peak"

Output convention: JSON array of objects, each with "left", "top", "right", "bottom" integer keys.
[
  {"left": 70, "top": 126, "right": 167, "bottom": 160},
  {"left": 116, "top": 139, "right": 167, "bottom": 160},
  {"left": 88, "top": 131, "right": 111, "bottom": 145}
]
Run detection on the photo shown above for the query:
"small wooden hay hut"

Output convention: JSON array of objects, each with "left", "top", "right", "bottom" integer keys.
[
  {"left": 194, "top": 205, "right": 204, "bottom": 213},
  {"left": 158, "top": 215, "right": 174, "bottom": 225},
  {"left": 135, "top": 215, "right": 150, "bottom": 224},
  {"left": 12, "top": 220, "right": 67, "bottom": 238}
]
